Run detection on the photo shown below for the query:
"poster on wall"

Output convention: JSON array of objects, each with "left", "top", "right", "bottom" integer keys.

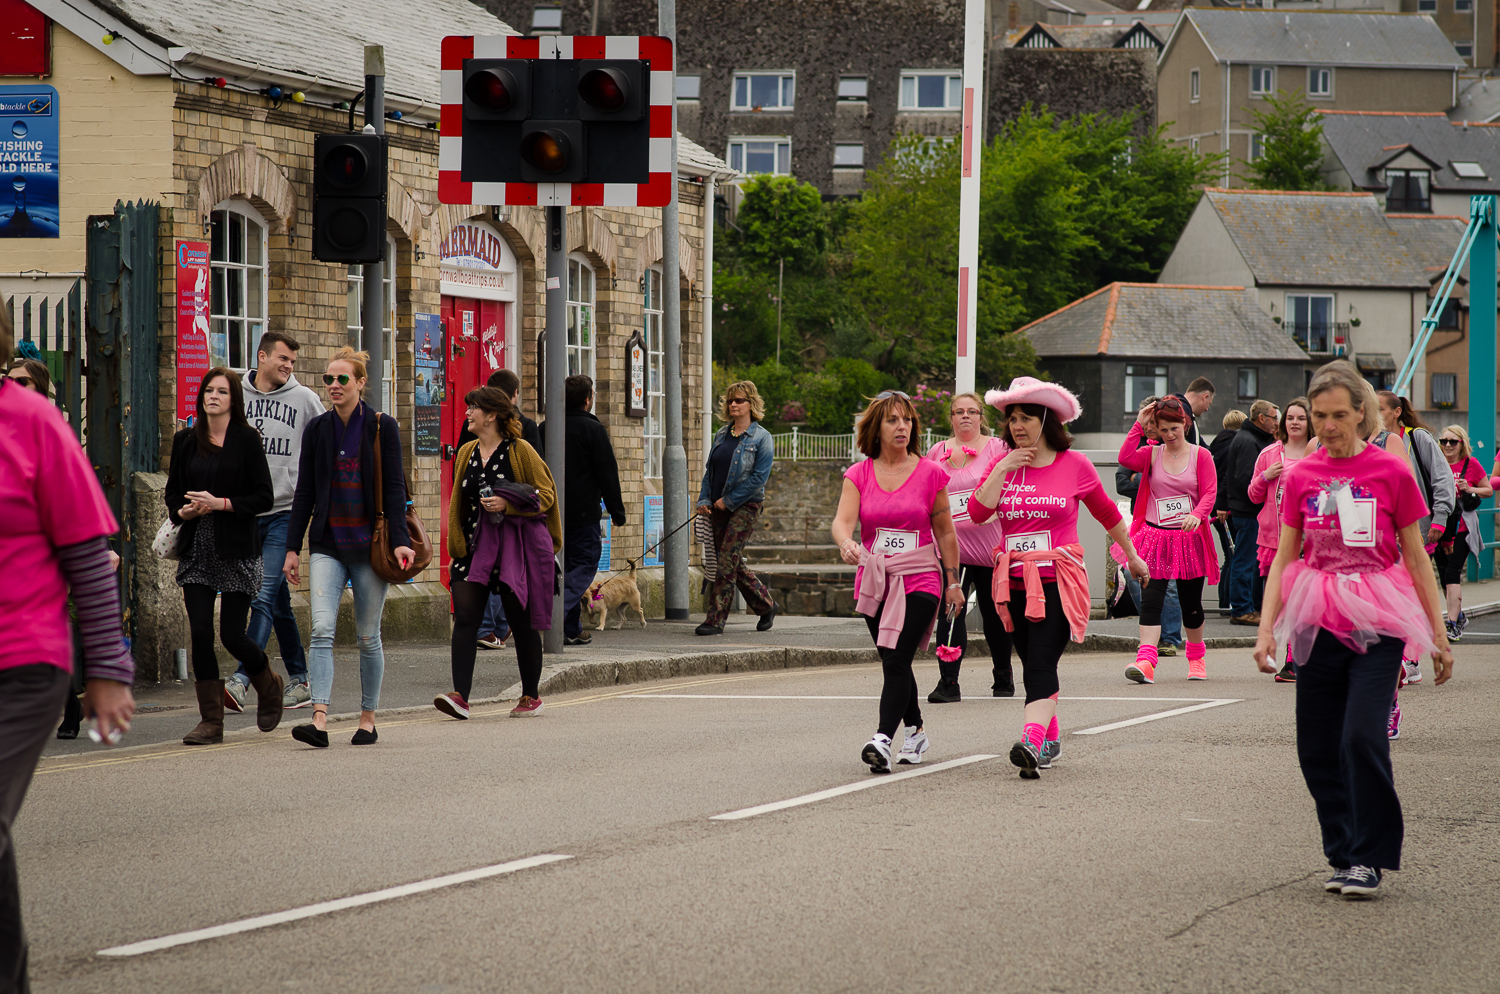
[
  {"left": 175, "top": 242, "right": 212, "bottom": 421},
  {"left": 0, "top": 85, "right": 60, "bottom": 238},
  {"left": 413, "top": 312, "right": 444, "bottom": 455},
  {"left": 642, "top": 494, "right": 663, "bottom": 568},
  {"left": 625, "top": 330, "right": 647, "bottom": 418}
]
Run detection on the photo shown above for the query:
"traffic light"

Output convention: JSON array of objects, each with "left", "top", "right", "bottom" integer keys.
[{"left": 312, "top": 132, "right": 388, "bottom": 264}]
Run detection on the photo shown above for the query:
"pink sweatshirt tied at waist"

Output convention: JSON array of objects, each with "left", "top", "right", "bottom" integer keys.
[
  {"left": 991, "top": 542, "right": 1092, "bottom": 644},
  {"left": 855, "top": 543, "right": 943, "bottom": 650}
]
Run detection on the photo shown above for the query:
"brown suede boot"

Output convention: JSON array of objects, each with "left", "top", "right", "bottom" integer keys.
[
  {"left": 183, "top": 680, "right": 225, "bottom": 745},
  {"left": 247, "top": 664, "right": 285, "bottom": 733}
]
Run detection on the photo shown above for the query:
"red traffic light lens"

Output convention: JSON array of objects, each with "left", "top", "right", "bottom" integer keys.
[
  {"left": 323, "top": 146, "right": 368, "bottom": 188},
  {"left": 522, "top": 130, "right": 570, "bottom": 174},
  {"left": 465, "top": 69, "right": 515, "bottom": 112},
  {"left": 578, "top": 68, "right": 627, "bottom": 113}
]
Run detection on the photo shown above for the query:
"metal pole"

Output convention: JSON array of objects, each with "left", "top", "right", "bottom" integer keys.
[
  {"left": 1469, "top": 194, "right": 1496, "bottom": 580},
  {"left": 361, "top": 44, "right": 386, "bottom": 412},
  {"left": 955, "top": 0, "right": 983, "bottom": 396},
  {"left": 544, "top": 205, "right": 568, "bottom": 652},
  {"left": 702, "top": 174, "right": 717, "bottom": 467},
  {"left": 776, "top": 257, "right": 783, "bottom": 366},
  {"left": 661, "top": 0, "right": 688, "bottom": 621}
]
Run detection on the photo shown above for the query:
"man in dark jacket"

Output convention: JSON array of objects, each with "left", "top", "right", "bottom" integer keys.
[
  {"left": 1172, "top": 376, "right": 1216, "bottom": 448},
  {"left": 1208, "top": 410, "right": 1247, "bottom": 609},
  {"left": 1223, "top": 400, "right": 1279, "bottom": 625},
  {"left": 540, "top": 375, "right": 627, "bottom": 645}
]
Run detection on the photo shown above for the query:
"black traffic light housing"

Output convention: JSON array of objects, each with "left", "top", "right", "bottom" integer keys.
[{"left": 312, "top": 132, "right": 388, "bottom": 264}]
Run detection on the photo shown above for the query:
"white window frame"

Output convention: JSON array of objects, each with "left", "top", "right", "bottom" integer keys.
[
  {"left": 346, "top": 233, "right": 398, "bottom": 413},
  {"left": 1455, "top": 40, "right": 1474, "bottom": 61},
  {"left": 731, "top": 72, "right": 795, "bottom": 112},
  {"left": 643, "top": 266, "right": 666, "bottom": 479},
  {"left": 1189, "top": 68, "right": 1200, "bottom": 103},
  {"left": 1286, "top": 293, "right": 1335, "bottom": 354},
  {"left": 1190, "top": 136, "right": 1201, "bottom": 153},
  {"left": 1456, "top": 0, "right": 1474, "bottom": 10},
  {"left": 727, "top": 136, "right": 792, "bottom": 176},
  {"left": 209, "top": 199, "right": 269, "bottom": 373},
  {"left": 1308, "top": 67, "right": 1332, "bottom": 99},
  {"left": 567, "top": 254, "right": 596, "bottom": 380},
  {"left": 1431, "top": 372, "right": 1458, "bottom": 408},
  {"left": 898, "top": 70, "right": 963, "bottom": 111},
  {"left": 1125, "top": 365, "right": 1167, "bottom": 413},
  {"left": 838, "top": 76, "right": 868, "bottom": 101},
  {"left": 833, "top": 143, "right": 865, "bottom": 168},
  {"left": 1250, "top": 65, "right": 1275, "bottom": 97}
]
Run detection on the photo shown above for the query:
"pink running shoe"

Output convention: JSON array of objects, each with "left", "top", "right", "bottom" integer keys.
[
  {"left": 1125, "top": 659, "right": 1155, "bottom": 684},
  {"left": 1187, "top": 658, "right": 1207, "bottom": 681},
  {"left": 1388, "top": 701, "right": 1402, "bottom": 740},
  {"left": 510, "top": 695, "right": 545, "bottom": 717}
]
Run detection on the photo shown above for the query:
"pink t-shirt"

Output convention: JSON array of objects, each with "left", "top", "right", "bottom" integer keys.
[
  {"left": 846, "top": 456, "right": 949, "bottom": 598},
  {"left": 969, "top": 449, "right": 1121, "bottom": 581},
  {"left": 1280, "top": 443, "right": 1426, "bottom": 574},
  {"left": 0, "top": 381, "right": 120, "bottom": 673},
  {"left": 926, "top": 435, "right": 1008, "bottom": 567},
  {"left": 1449, "top": 456, "right": 1486, "bottom": 533}
]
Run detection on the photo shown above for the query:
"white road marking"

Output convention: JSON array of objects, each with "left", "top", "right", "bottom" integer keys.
[
  {"left": 1073, "top": 699, "right": 1242, "bottom": 735},
  {"left": 711, "top": 754, "right": 1000, "bottom": 821},
  {"left": 97, "top": 854, "right": 573, "bottom": 957}
]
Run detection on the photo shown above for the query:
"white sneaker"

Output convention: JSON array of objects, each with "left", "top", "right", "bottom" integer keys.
[
  {"left": 896, "top": 726, "right": 929, "bottom": 765},
  {"left": 1404, "top": 658, "right": 1423, "bottom": 684},
  {"left": 861, "top": 733, "right": 892, "bottom": 773}
]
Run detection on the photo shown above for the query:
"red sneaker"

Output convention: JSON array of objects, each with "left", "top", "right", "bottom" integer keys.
[
  {"left": 510, "top": 695, "right": 545, "bottom": 717},
  {"left": 434, "top": 692, "right": 470, "bottom": 720}
]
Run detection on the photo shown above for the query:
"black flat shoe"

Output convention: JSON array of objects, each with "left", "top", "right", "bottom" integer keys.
[
  {"left": 56, "top": 725, "right": 80, "bottom": 740},
  {"left": 757, "top": 602, "right": 778, "bottom": 632},
  {"left": 695, "top": 622, "right": 724, "bottom": 636},
  {"left": 292, "top": 724, "right": 329, "bottom": 749},
  {"left": 351, "top": 726, "right": 378, "bottom": 745}
]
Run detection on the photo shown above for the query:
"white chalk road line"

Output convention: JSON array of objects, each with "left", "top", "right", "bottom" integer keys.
[
  {"left": 711, "top": 754, "right": 1001, "bottom": 821},
  {"left": 1073, "top": 699, "right": 1242, "bottom": 735},
  {"left": 98, "top": 854, "right": 573, "bottom": 958}
]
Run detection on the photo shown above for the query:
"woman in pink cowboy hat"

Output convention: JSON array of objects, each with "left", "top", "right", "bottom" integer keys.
[
  {"left": 1114, "top": 395, "right": 1221, "bottom": 685},
  {"left": 969, "top": 377, "right": 1148, "bottom": 779}
]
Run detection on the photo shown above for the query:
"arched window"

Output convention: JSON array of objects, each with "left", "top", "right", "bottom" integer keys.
[
  {"left": 209, "top": 200, "right": 269, "bottom": 371},
  {"left": 643, "top": 266, "right": 665, "bottom": 478},
  {"left": 347, "top": 234, "right": 398, "bottom": 411},
  {"left": 567, "top": 255, "right": 596, "bottom": 378}
]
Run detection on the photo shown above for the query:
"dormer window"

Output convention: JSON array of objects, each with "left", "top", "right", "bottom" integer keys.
[{"left": 1386, "top": 169, "right": 1431, "bottom": 213}]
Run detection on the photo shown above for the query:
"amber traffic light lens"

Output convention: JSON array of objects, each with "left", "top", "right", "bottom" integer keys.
[
  {"left": 578, "top": 69, "right": 627, "bottom": 112},
  {"left": 465, "top": 69, "right": 514, "bottom": 112},
  {"left": 323, "top": 146, "right": 367, "bottom": 188},
  {"left": 523, "top": 131, "right": 569, "bottom": 173}
]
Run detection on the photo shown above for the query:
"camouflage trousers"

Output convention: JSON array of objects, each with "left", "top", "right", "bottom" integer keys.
[{"left": 704, "top": 502, "right": 774, "bottom": 626}]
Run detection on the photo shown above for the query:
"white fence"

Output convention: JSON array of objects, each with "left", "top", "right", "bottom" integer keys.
[{"left": 770, "top": 427, "right": 945, "bottom": 462}]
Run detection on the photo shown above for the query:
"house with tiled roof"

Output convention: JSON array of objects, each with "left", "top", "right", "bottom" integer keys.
[
  {"left": 1319, "top": 110, "right": 1500, "bottom": 215},
  {"left": 1158, "top": 188, "right": 1468, "bottom": 415},
  {"left": 1019, "top": 283, "right": 1309, "bottom": 444}
]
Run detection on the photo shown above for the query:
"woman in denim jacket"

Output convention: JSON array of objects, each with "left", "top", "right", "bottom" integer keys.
[{"left": 695, "top": 381, "right": 777, "bottom": 635}]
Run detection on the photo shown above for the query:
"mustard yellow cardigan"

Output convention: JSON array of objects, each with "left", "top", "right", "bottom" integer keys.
[{"left": 448, "top": 437, "right": 563, "bottom": 558}]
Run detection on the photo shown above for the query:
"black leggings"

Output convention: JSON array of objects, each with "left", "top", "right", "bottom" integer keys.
[
  {"left": 1141, "top": 577, "right": 1206, "bottom": 630},
  {"left": 863, "top": 592, "right": 939, "bottom": 738},
  {"left": 182, "top": 585, "right": 266, "bottom": 682},
  {"left": 932, "top": 564, "right": 1013, "bottom": 688},
  {"left": 452, "top": 580, "right": 543, "bottom": 700},
  {"left": 1008, "top": 583, "right": 1069, "bottom": 704}
]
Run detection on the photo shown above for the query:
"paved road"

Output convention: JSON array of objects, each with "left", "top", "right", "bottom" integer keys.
[{"left": 20, "top": 643, "right": 1499, "bottom": 994}]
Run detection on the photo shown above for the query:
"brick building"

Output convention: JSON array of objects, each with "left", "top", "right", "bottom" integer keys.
[{"left": 0, "top": 0, "right": 731, "bottom": 675}]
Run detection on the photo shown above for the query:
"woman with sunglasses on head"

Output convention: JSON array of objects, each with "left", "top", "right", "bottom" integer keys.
[
  {"left": 1114, "top": 395, "right": 1219, "bottom": 684},
  {"left": 832, "top": 390, "right": 965, "bottom": 773},
  {"left": 1434, "top": 426, "right": 1490, "bottom": 642},
  {"left": 924, "top": 392, "right": 1015, "bottom": 702},
  {"left": 1247, "top": 398, "right": 1312, "bottom": 683},
  {"left": 969, "top": 379, "right": 1148, "bottom": 779},
  {"left": 284, "top": 348, "right": 416, "bottom": 747},
  {"left": 1254, "top": 360, "right": 1452, "bottom": 899}
]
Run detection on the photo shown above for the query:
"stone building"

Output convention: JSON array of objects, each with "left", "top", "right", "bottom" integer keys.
[{"left": 0, "top": 0, "right": 731, "bottom": 677}]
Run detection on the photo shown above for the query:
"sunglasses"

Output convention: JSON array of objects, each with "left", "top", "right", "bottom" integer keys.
[
  {"left": 322, "top": 373, "right": 352, "bottom": 386},
  {"left": 9, "top": 375, "right": 32, "bottom": 387},
  {"left": 875, "top": 391, "right": 911, "bottom": 401},
  {"left": 727, "top": 396, "right": 748, "bottom": 404},
  {"left": 1440, "top": 438, "right": 1461, "bottom": 446}
]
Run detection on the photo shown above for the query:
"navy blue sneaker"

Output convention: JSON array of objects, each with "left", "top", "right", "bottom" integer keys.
[
  {"left": 1341, "top": 866, "right": 1381, "bottom": 898},
  {"left": 1324, "top": 869, "right": 1351, "bottom": 893}
]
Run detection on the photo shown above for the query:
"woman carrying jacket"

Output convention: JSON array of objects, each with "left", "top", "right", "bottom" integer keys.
[
  {"left": 284, "top": 348, "right": 415, "bottom": 748},
  {"left": 164, "top": 368, "right": 278, "bottom": 744},
  {"left": 435, "top": 386, "right": 560, "bottom": 719},
  {"left": 1435, "top": 425, "right": 1491, "bottom": 641},
  {"left": 694, "top": 380, "right": 777, "bottom": 637}
]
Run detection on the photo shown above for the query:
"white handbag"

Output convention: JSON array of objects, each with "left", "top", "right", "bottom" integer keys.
[{"left": 152, "top": 516, "right": 184, "bottom": 560}]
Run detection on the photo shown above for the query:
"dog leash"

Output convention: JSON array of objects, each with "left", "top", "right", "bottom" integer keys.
[{"left": 589, "top": 511, "right": 699, "bottom": 590}]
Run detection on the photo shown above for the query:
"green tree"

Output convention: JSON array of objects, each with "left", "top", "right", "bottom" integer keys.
[
  {"left": 733, "top": 174, "right": 828, "bottom": 271},
  {"left": 1241, "top": 91, "right": 1333, "bottom": 191}
]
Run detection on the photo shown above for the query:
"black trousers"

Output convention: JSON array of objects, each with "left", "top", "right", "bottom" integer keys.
[
  {"left": 863, "top": 592, "right": 939, "bottom": 738},
  {"left": 181, "top": 585, "right": 266, "bottom": 683},
  {"left": 452, "top": 580, "right": 543, "bottom": 700},
  {"left": 1296, "top": 631, "right": 1406, "bottom": 871},
  {"left": 0, "top": 664, "right": 70, "bottom": 994},
  {"left": 1008, "top": 582, "right": 1069, "bottom": 704},
  {"left": 1140, "top": 577, "right": 1206, "bottom": 630},
  {"left": 932, "top": 564, "right": 1014, "bottom": 690}
]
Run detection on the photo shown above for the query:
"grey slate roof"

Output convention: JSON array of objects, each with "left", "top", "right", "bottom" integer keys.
[
  {"left": 1386, "top": 215, "right": 1469, "bottom": 280},
  {"left": 1203, "top": 189, "right": 1448, "bottom": 288},
  {"left": 1179, "top": 9, "right": 1466, "bottom": 69},
  {"left": 1320, "top": 112, "right": 1500, "bottom": 193},
  {"left": 1019, "top": 283, "right": 1311, "bottom": 361}
]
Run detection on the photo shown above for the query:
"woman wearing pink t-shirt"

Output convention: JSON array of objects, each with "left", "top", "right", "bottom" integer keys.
[
  {"left": 924, "top": 392, "right": 1015, "bottom": 703},
  {"left": 969, "top": 378, "right": 1148, "bottom": 779},
  {"left": 1247, "top": 397, "right": 1311, "bottom": 683},
  {"left": 832, "top": 392, "right": 966, "bottom": 774},
  {"left": 1254, "top": 361, "right": 1453, "bottom": 900},
  {"left": 1434, "top": 425, "right": 1491, "bottom": 641}
]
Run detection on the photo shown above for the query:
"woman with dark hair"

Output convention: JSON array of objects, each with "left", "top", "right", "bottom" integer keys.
[
  {"left": 1248, "top": 397, "right": 1312, "bottom": 682},
  {"left": 831, "top": 391, "right": 965, "bottom": 773},
  {"left": 969, "top": 378, "right": 1148, "bottom": 778},
  {"left": 436, "top": 386, "right": 560, "bottom": 719},
  {"left": 6, "top": 358, "right": 51, "bottom": 398},
  {"left": 1115, "top": 395, "right": 1219, "bottom": 684},
  {"left": 1255, "top": 360, "right": 1452, "bottom": 899},
  {"left": 164, "top": 367, "right": 279, "bottom": 744}
]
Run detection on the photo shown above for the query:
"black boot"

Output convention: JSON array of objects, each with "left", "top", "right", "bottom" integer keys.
[
  {"left": 993, "top": 663, "right": 1016, "bottom": 698},
  {"left": 927, "top": 678, "right": 962, "bottom": 704}
]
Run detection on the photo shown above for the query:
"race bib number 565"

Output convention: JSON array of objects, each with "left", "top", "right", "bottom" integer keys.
[{"left": 873, "top": 528, "right": 918, "bottom": 555}]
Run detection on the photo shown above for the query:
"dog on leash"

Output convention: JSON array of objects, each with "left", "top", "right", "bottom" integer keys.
[{"left": 581, "top": 563, "right": 647, "bottom": 630}]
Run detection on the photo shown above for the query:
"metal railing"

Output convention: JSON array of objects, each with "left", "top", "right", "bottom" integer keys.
[{"left": 770, "top": 427, "right": 945, "bottom": 461}]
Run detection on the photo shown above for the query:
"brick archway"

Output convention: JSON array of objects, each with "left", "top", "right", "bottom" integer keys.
[{"left": 197, "top": 143, "right": 296, "bottom": 233}]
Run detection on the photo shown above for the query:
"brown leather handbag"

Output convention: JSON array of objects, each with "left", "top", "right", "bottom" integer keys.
[{"left": 370, "top": 415, "right": 434, "bottom": 584}]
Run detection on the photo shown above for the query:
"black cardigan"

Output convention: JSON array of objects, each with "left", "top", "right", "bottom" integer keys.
[
  {"left": 164, "top": 422, "right": 275, "bottom": 560},
  {"left": 286, "top": 403, "right": 412, "bottom": 553}
]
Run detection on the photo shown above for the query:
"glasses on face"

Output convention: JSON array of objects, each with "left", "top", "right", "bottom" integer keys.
[
  {"left": 1441, "top": 438, "right": 1461, "bottom": 447},
  {"left": 323, "top": 373, "right": 352, "bottom": 386},
  {"left": 727, "top": 397, "right": 747, "bottom": 405},
  {"left": 9, "top": 375, "right": 32, "bottom": 387},
  {"left": 952, "top": 408, "right": 982, "bottom": 417}
]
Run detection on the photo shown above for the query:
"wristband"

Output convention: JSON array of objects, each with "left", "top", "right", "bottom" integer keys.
[{"left": 947, "top": 583, "right": 962, "bottom": 590}]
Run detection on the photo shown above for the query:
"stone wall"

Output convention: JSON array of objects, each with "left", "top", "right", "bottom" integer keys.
[{"left": 752, "top": 457, "right": 850, "bottom": 561}]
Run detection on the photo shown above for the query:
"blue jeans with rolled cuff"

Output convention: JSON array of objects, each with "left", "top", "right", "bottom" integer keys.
[{"left": 307, "top": 551, "right": 390, "bottom": 712}]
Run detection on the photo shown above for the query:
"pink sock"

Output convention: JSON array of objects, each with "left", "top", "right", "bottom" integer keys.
[
  {"left": 1046, "top": 716, "right": 1059, "bottom": 742},
  {"left": 1024, "top": 722, "right": 1046, "bottom": 751},
  {"left": 1185, "top": 641, "right": 1206, "bottom": 662},
  {"left": 1136, "top": 644, "right": 1159, "bottom": 666}
]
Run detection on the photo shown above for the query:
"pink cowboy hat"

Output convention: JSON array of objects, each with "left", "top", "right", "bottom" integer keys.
[{"left": 984, "top": 377, "right": 1083, "bottom": 424}]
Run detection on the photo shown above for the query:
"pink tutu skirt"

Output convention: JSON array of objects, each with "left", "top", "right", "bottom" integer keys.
[
  {"left": 1272, "top": 561, "right": 1437, "bottom": 666},
  {"left": 1112, "top": 524, "right": 1220, "bottom": 584},
  {"left": 1257, "top": 545, "right": 1276, "bottom": 576}
]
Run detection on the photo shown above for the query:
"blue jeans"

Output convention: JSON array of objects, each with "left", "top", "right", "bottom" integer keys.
[
  {"left": 234, "top": 513, "right": 307, "bottom": 686},
  {"left": 1126, "top": 575, "right": 1181, "bottom": 645},
  {"left": 1227, "top": 515, "right": 1261, "bottom": 615},
  {"left": 563, "top": 522, "right": 602, "bottom": 638},
  {"left": 481, "top": 591, "right": 510, "bottom": 639},
  {"left": 308, "top": 551, "right": 390, "bottom": 711}
]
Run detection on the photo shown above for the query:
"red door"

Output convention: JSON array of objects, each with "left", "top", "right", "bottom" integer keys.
[{"left": 439, "top": 295, "right": 484, "bottom": 588}]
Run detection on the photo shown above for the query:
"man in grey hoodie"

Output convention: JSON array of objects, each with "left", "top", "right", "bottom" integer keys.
[{"left": 225, "top": 332, "right": 327, "bottom": 712}]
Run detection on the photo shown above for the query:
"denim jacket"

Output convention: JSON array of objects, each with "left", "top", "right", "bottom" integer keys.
[{"left": 698, "top": 420, "right": 774, "bottom": 511}]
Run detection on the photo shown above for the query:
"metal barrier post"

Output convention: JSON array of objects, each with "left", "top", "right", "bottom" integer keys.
[{"left": 1470, "top": 195, "right": 1496, "bottom": 580}]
